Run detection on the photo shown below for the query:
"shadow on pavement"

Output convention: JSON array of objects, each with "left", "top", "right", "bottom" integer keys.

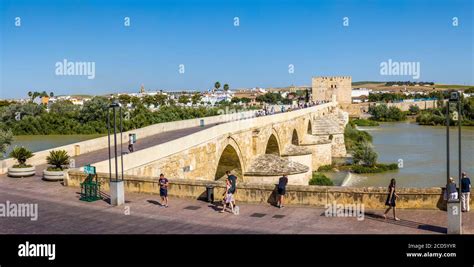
[
  {"left": 364, "top": 211, "right": 447, "bottom": 234},
  {"left": 147, "top": 200, "right": 161, "bottom": 206}
]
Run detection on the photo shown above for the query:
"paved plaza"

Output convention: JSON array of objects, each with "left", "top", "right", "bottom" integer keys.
[{"left": 0, "top": 175, "right": 473, "bottom": 234}]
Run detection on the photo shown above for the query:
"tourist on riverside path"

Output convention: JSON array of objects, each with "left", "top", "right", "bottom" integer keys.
[
  {"left": 158, "top": 173, "right": 169, "bottom": 208},
  {"left": 226, "top": 171, "right": 239, "bottom": 214},
  {"left": 461, "top": 172, "right": 471, "bottom": 212},
  {"left": 447, "top": 177, "right": 458, "bottom": 201},
  {"left": 220, "top": 178, "right": 235, "bottom": 214},
  {"left": 128, "top": 134, "right": 135, "bottom": 153},
  {"left": 383, "top": 178, "right": 400, "bottom": 221},
  {"left": 277, "top": 174, "right": 288, "bottom": 208}
]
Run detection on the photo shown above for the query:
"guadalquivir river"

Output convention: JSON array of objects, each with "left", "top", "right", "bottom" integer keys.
[
  {"left": 7, "top": 134, "right": 104, "bottom": 155},
  {"left": 329, "top": 122, "right": 474, "bottom": 188},
  {"left": 5, "top": 123, "right": 474, "bottom": 188}
]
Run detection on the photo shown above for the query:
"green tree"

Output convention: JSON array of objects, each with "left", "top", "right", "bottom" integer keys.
[
  {"left": 191, "top": 93, "right": 202, "bottom": 105},
  {"left": 352, "top": 140, "right": 378, "bottom": 167},
  {"left": 154, "top": 94, "right": 168, "bottom": 106},
  {"left": 142, "top": 95, "right": 156, "bottom": 107},
  {"left": 0, "top": 129, "right": 13, "bottom": 155},
  {"left": 214, "top": 81, "right": 221, "bottom": 91},
  {"left": 49, "top": 100, "right": 78, "bottom": 116},
  {"left": 79, "top": 96, "right": 109, "bottom": 123},
  {"left": 130, "top": 96, "right": 141, "bottom": 107},
  {"left": 31, "top": 92, "right": 41, "bottom": 101},
  {"left": 223, "top": 84, "right": 229, "bottom": 91},
  {"left": 408, "top": 105, "right": 420, "bottom": 115},
  {"left": 118, "top": 94, "right": 131, "bottom": 106},
  {"left": 178, "top": 95, "right": 190, "bottom": 105}
]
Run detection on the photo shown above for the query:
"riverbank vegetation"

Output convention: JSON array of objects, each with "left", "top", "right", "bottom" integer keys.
[
  {"left": 339, "top": 121, "right": 398, "bottom": 174},
  {"left": 309, "top": 172, "right": 333, "bottom": 186},
  {"left": 352, "top": 119, "right": 379, "bottom": 126},
  {"left": 0, "top": 129, "right": 13, "bottom": 155},
  {"left": 416, "top": 97, "right": 474, "bottom": 126},
  {"left": 368, "top": 104, "right": 407, "bottom": 121},
  {"left": 0, "top": 97, "right": 252, "bottom": 135}
]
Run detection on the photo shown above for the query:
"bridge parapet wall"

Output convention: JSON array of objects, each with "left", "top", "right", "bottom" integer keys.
[
  {"left": 66, "top": 170, "right": 456, "bottom": 209},
  {"left": 0, "top": 110, "right": 257, "bottom": 174}
]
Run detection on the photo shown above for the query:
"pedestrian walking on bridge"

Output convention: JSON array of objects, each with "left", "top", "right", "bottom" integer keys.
[
  {"left": 383, "top": 178, "right": 400, "bottom": 221},
  {"left": 158, "top": 173, "right": 169, "bottom": 208}
]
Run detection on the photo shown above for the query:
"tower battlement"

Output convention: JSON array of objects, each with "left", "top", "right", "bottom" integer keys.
[{"left": 311, "top": 76, "right": 352, "bottom": 106}]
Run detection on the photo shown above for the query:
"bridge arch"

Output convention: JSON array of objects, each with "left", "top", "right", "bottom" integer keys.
[
  {"left": 214, "top": 137, "right": 244, "bottom": 181},
  {"left": 291, "top": 129, "right": 299, "bottom": 145},
  {"left": 307, "top": 119, "right": 312, "bottom": 134},
  {"left": 265, "top": 130, "right": 281, "bottom": 155}
]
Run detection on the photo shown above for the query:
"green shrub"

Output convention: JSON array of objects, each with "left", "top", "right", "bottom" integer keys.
[
  {"left": 9, "top": 146, "right": 34, "bottom": 168},
  {"left": 0, "top": 129, "right": 13, "bottom": 154},
  {"left": 344, "top": 123, "right": 373, "bottom": 152},
  {"left": 352, "top": 140, "right": 378, "bottom": 166},
  {"left": 352, "top": 119, "right": 379, "bottom": 126},
  {"left": 46, "top": 150, "right": 70, "bottom": 171},
  {"left": 351, "top": 163, "right": 398, "bottom": 173},
  {"left": 317, "top": 164, "right": 334, "bottom": 172},
  {"left": 309, "top": 172, "right": 334, "bottom": 186},
  {"left": 368, "top": 104, "right": 407, "bottom": 121},
  {"left": 408, "top": 105, "right": 420, "bottom": 115}
]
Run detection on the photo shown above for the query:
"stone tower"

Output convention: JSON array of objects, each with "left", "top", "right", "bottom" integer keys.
[{"left": 311, "top": 76, "right": 352, "bottom": 108}]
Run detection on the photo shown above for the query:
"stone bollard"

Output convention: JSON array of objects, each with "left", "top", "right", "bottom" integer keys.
[{"left": 447, "top": 200, "right": 462, "bottom": 234}]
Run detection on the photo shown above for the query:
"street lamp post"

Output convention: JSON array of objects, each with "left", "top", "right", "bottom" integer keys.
[
  {"left": 107, "top": 101, "right": 125, "bottom": 206},
  {"left": 446, "top": 91, "right": 462, "bottom": 234}
]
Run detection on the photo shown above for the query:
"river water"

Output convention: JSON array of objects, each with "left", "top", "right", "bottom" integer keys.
[
  {"left": 5, "top": 123, "right": 473, "bottom": 189},
  {"left": 329, "top": 122, "right": 474, "bottom": 188},
  {"left": 6, "top": 134, "right": 104, "bottom": 155}
]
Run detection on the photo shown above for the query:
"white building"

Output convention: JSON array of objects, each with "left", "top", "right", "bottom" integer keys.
[
  {"left": 201, "top": 90, "right": 234, "bottom": 105},
  {"left": 351, "top": 88, "right": 371, "bottom": 103}
]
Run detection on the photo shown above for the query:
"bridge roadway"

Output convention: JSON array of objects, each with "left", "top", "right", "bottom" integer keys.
[{"left": 27, "top": 122, "right": 219, "bottom": 177}]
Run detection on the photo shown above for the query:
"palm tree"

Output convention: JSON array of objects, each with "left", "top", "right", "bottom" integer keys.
[
  {"left": 27, "top": 91, "right": 33, "bottom": 100},
  {"left": 214, "top": 81, "right": 221, "bottom": 92},
  {"left": 223, "top": 84, "right": 229, "bottom": 91},
  {"left": 10, "top": 146, "right": 34, "bottom": 167},
  {"left": 32, "top": 92, "right": 40, "bottom": 101},
  {"left": 49, "top": 92, "right": 54, "bottom": 98},
  {"left": 46, "top": 150, "right": 71, "bottom": 171}
]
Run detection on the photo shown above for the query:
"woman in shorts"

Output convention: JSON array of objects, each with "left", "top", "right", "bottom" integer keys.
[{"left": 220, "top": 178, "right": 235, "bottom": 214}]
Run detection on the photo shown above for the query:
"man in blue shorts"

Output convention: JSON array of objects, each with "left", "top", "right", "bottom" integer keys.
[{"left": 158, "top": 173, "right": 169, "bottom": 208}]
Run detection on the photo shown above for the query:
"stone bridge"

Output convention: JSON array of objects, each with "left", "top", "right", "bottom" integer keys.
[
  {"left": 90, "top": 101, "right": 348, "bottom": 185},
  {"left": 1, "top": 101, "right": 348, "bottom": 186}
]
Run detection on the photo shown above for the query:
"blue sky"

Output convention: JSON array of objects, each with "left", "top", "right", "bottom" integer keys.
[{"left": 1, "top": 0, "right": 472, "bottom": 98}]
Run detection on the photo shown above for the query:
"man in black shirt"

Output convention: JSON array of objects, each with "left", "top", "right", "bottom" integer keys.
[
  {"left": 158, "top": 173, "right": 169, "bottom": 208},
  {"left": 461, "top": 172, "right": 471, "bottom": 212},
  {"left": 277, "top": 174, "right": 288, "bottom": 208}
]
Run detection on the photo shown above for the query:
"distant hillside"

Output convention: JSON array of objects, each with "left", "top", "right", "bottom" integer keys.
[
  {"left": 352, "top": 81, "right": 385, "bottom": 86},
  {"left": 352, "top": 81, "right": 473, "bottom": 92}
]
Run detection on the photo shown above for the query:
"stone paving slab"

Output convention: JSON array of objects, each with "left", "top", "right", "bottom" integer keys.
[{"left": 0, "top": 175, "right": 473, "bottom": 234}]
